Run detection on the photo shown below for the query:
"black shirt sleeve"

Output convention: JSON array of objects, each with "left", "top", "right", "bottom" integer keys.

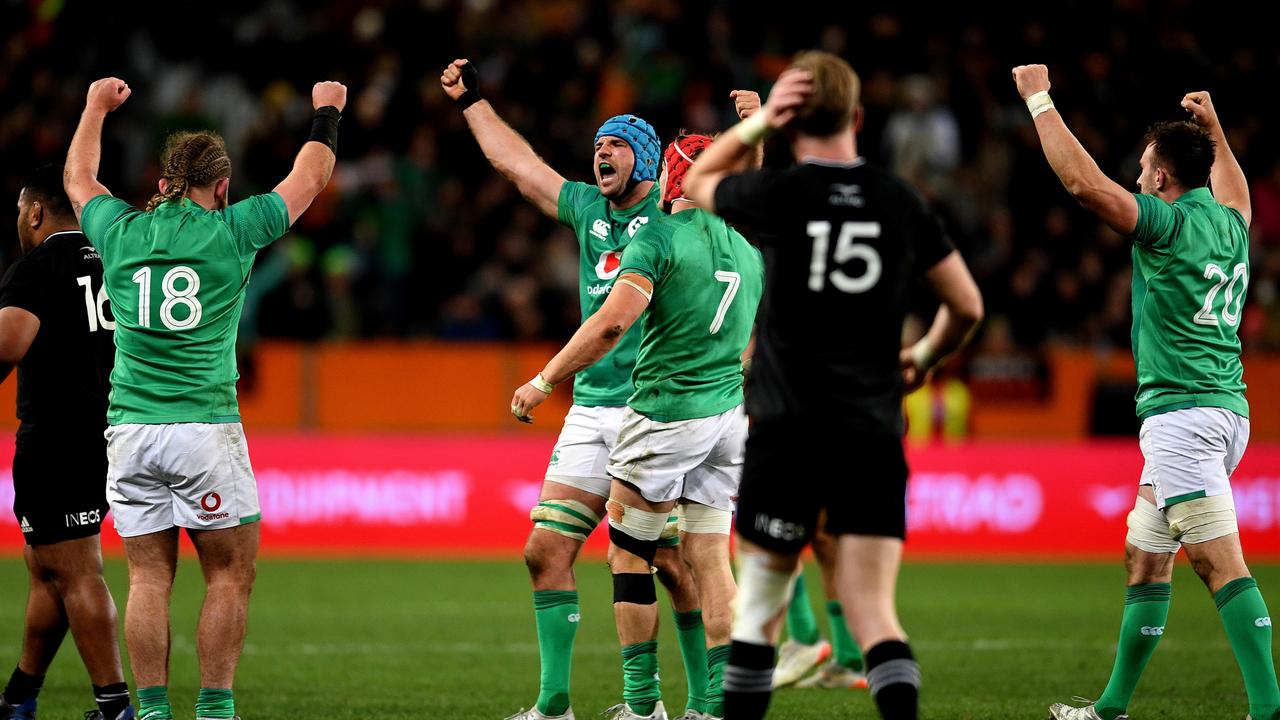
[
  {"left": 713, "top": 169, "right": 787, "bottom": 237},
  {"left": 0, "top": 256, "right": 49, "bottom": 320}
]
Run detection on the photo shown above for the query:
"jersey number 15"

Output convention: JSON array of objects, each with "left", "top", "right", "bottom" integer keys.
[{"left": 807, "top": 221, "right": 882, "bottom": 294}]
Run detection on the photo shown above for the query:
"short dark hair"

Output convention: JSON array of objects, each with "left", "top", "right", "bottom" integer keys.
[
  {"left": 1143, "top": 121, "right": 1215, "bottom": 189},
  {"left": 20, "top": 164, "right": 74, "bottom": 219}
]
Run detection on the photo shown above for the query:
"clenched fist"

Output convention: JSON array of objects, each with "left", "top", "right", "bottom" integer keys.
[
  {"left": 440, "top": 58, "right": 481, "bottom": 107},
  {"left": 1181, "top": 91, "right": 1220, "bottom": 131},
  {"left": 86, "top": 78, "right": 131, "bottom": 115},
  {"left": 313, "top": 81, "right": 347, "bottom": 113},
  {"left": 732, "top": 90, "right": 761, "bottom": 120},
  {"left": 1011, "top": 64, "right": 1051, "bottom": 101}
]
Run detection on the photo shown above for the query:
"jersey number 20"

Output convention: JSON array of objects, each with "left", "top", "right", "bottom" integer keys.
[
  {"left": 807, "top": 221, "right": 882, "bottom": 293},
  {"left": 132, "top": 266, "right": 203, "bottom": 330},
  {"left": 1194, "top": 262, "right": 1247, "bottom": 327}
]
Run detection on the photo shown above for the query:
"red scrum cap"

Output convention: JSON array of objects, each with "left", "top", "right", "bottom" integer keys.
[{"left": 662, "top": 133, "right": 713, "bottom": 208}]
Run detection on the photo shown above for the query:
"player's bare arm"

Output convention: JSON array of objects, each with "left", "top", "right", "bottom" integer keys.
[
  {"left": 901, "top": 251, "right": 984, "bottom": 392},
  {"left": 0, "top": 307, "right": 41, "bottom": 384},
  {"left": 509, "top": 273, "right": 653, "bottom": 422},
  {"left": 1013, "top": 64, "right": 1138, "bottom": 235},
  {"left": 1183, "top": 90, "right": 1251, "bottom": 226},
  {"left": 441, "top": 58, "right": 566, "bottom": 219},
  {"left": 273, "top": 81, "right": 347, "bottom": 225},
  {"left": 686, "top": 69, "right": 813, "bottom": 210},
  {"left": 64, "top": 77, "right": 131, "bottom": 220}
]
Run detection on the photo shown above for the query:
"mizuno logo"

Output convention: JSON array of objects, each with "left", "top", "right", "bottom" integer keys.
[{"left": 828, "top": 183, "right": 865, "bottom": 207}]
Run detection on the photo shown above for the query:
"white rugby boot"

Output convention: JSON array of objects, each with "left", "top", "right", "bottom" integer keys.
[
  {"left": 772, "top": 638, "right": 832, "bottom": 688},
  {"left": 504, "top": 707, "right": 575, "bottom": 720},
  {"left": 1047, "top": 698, "right": 1127, "bottom": 720},
  {"left": 600, "top": 700, "right": 667, "bottom": 720},
  {"left": 794, "top": 659, "right": 868, "bottom": 689}
]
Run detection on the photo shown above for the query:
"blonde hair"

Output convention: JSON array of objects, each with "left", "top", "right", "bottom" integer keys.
[
  {"left": 146, "top": 131, "right": 232, "bottom": 211},
  {"left": 789, "top": 51, "right": 861, "bottom": 137}
]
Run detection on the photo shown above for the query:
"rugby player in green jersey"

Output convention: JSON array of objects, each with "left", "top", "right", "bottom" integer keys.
[
  {"left": 512, "top": 132, "right": 764, "bottom": 720},
  {"left": 1015, "top": 63, "right": 1279, "bottom": 720},
  {"left": 63, "top": 76, "right": 346, "bottom": 720},
  {"left": 442, "top": 57, "right": 739, "bottom": 720}
]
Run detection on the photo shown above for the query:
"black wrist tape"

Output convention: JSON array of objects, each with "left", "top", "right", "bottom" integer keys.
[
  {"left": 456, "top": 63, "right": 482, "bottom": 110},
  {"left": 309, "top": 106, "right": 341, "bottom": 153}
]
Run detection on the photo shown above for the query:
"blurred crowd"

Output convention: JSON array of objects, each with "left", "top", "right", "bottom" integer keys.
[{"left": 3, "top": 0, "right": 1279, "bottom": 363}]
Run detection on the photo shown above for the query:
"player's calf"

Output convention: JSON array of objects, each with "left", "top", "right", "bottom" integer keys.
[{"left": 607, "top": 493, "right": 671, "bottom": 718}]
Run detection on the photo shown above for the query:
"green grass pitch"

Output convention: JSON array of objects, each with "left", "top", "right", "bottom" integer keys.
[{"left": 1, "top": 558, "right": 1276, "bottom": 718}]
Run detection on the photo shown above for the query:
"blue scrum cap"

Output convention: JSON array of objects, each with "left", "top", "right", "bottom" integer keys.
[{"left": 595, "top": 114, "right": 660, "bottom": 183}]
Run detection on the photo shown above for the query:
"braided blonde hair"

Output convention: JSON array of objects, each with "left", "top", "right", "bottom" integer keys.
[{"left": 145, "top": 131, "right": 232, "bottom": 212}]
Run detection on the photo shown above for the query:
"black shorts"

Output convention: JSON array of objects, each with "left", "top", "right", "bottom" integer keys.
[
  {"left": 735, "top": 418, "right": 908, "bottom": 554},
  {"left": 12, "top": 422, "right": 110, "bottom": 546}
]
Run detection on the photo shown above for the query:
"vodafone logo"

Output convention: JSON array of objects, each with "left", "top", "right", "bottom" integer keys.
[
  {"left": 595, "top": 250, "right": 623, "bottom": 280},
  {"left": 201, "top": 492, "right": 222, "bottom": 512}
]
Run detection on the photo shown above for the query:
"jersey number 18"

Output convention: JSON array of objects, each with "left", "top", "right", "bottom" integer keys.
[{"left": 131, "top": 266, "right": 203, "bottom": 330}]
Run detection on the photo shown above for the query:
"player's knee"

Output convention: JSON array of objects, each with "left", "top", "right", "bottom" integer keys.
[
  {"left": 1125, "top": 495, "right": 1180, "bottom": 555},
  {"left": 605, "top": 498, "right": 666, "bottom": 566},
  {"left": 1166, "top": 495, "right": 1238, "bottom": 546}
]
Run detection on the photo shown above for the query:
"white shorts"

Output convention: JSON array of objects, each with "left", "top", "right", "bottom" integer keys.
[
  {"left": 1139, "top": 406, "right": 1250, "bottom": 509},
  {"left": 606, "top": 404, "right": 747, "bottom": 512},
  {"left": 106, "top": 423, "right": 262, "bottom": 537},
  {"left": 544, "top": 405, "right": 627, "bottom": 498}
]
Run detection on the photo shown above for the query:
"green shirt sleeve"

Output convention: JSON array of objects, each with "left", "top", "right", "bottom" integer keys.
[
  {"left": 618, "top": 223, "right": 671, "bottom": 286},
  {"left": 556, "top": 180, "right": 595, "bottom": 228},
  {"left": 80, "top": 194, "right": 139, "bottom": 248},
  {"left": 1130, "top": 193, "right": 1179, "bottom": 252},
  {"left": 221, "top": 192, "right": 291, "bottom": 259}
]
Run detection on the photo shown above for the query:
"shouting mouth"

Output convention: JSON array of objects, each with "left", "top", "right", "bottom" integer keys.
[{"left": 598, "top": 162, "right": 617, "bottom": 180}]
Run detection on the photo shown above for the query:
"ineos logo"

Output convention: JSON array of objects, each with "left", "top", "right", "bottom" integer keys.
[{"left": 201, "top": 492, "right": 223, "bottom": 512}]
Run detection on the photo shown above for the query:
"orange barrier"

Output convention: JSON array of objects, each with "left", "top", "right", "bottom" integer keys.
[{"left": 1, "top": 343, "right": 1276, "bottom": 439}]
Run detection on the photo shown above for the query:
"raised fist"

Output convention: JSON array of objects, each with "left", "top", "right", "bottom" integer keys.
[
  {"left": 313, "top": 81, "right": 347, "bottom": 113},
  {"left": 86, "top": 78, "right": 131, "bottom": 114},
  {"left": 1011, "top": 65, "right": 1051, "bottom": 101},
  {"left": 440, "top": 59, "right": 477, "bottom": 103},
  {"left": 1181, "top": 91, "right": 1220, "bottom": 130},
  {"left": 732, "top": 90, "right": 761, "bottom": 120}
]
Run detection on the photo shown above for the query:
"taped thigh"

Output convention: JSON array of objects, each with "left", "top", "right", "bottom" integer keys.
[
  {"left": 530, "top": 499, "right": 602, "bottom": 543},
  {"left": 1126, "top": 496, "right": 1179, "bottom": 554},
  {"left": 1166, "top": 494, "right": 1238, "bottom": 545},
  {"left": 678, "top": 502, "right": 733, "bottom": 535}
]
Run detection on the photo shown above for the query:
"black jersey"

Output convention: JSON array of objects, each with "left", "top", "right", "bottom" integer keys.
[
  {"left": 713, "top": 159, "right": 955, "bottom": 433},
  {"left": 0, "top": 231, "right": 114, "bottom": 426}
]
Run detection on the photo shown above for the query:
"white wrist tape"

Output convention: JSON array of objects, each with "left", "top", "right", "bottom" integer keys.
[
  {"left": 1026, "top": 91, "right": 1055, "bottom": 119},
  {"left": 734, "top": 112, "right": 771, "bottom": 146},
  {"left": 529, "top": 373, "right": 555, "bottom": 394},
  {"left": 911, "top": 338, "right": 936, "bottom": 371}
]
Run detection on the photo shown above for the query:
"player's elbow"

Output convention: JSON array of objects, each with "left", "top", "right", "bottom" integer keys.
[{"left": 950, "top": 290, "right": 985, "bottom": 327}]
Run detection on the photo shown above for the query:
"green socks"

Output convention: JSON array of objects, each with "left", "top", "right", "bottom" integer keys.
[
  {"left": 137, "top": 686, "right": 173, "bottom": 720},
  {"left": 825, "top": 600, "right": 865, "bottom": 672},
  {"left": 621, "top": 640, "right": 661, "bottom": 716},
  {"left": 1216, "top": 578, "right": 1280, "bottom": 720},
  {"left": 673, "top": 610, "right": 708, "bottom": 714},
  {"left": 533, "top": 590, "right": 580, "bottom": 716},
  {"left": 786, "top": 575, "right": 821, "bottom": 645},
  {"left": 705, "top": 643, "right": 731, "bottom": 717},
  {"left": 195, "top": 688, "right": 235, "bottom": 719},
  {"left": 1094, "top": 583, "right": 1172, "bottom": 720}
]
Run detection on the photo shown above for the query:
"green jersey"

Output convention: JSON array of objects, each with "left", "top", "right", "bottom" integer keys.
[
  {"left": 1129, "top": 187, "right": 1249, "bottom": 419},
  {"left": 80, "top": 193, "right": 291, "bottom": 425},
  {"left": 618, "top": 209, "right": 764, "bottom": 422},
  {"left": 557, "top": 180, "right": 662, "bottom": 407}
]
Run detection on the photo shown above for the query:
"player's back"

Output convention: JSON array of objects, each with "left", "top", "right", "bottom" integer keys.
[
  {"left": 1130, "top": 187, "right": 1250, "bottom": 418},
  {"left": 713, "top": 160, "right": 955, "bottom": 432},
  {"left": 80, "top": 193, "right": 290, "bottom": 425},
  {"left": 623, "top": 209, "right": 763, "bottom": 422}
]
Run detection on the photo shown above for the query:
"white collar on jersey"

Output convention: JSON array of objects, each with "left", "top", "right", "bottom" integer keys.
[
  {"left": 42, "top": 230, "right": 83, "bottom": 242},
  {"left": 801, "top": 156, "right": 866, "bottom": 168}
]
